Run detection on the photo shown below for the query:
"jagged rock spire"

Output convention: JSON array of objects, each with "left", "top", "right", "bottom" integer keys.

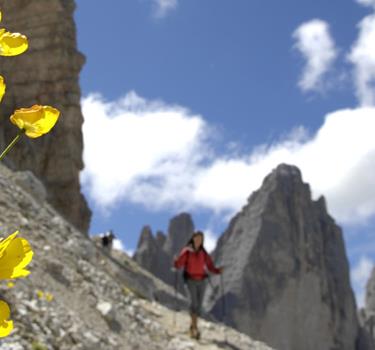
[
  {"left": 204, "top": 163, "right": 362, "bottom": 350},
  {"left": 133, "top": 213, "right": 195, "bottom": 296},
  {"left": 163, "top": 212, "right": 195, "bottom": 256},
  {"left": 366, "top": 267, "right": 375, "bottom": 312}
]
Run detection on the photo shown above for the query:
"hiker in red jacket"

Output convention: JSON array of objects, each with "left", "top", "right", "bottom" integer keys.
[{"left": 173, "top": 230, "right": 224, "bottom": 340}]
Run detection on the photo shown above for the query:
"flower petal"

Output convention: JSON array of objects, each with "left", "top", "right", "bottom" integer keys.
[
  {"left": 0, "top": 76, "right": 5, "bottom": 103},
  {"left": 0, "top": 300, "right": 13, "bottom": 338},
  {"left": 10, "top": 105, "right": 60, "bottom": 138},
  {"left": 0, "top": 231, "right": 19, "bottom": 259},
  {"left": 45, "top": 293, "right": 54, "bottom": 302},
  {"left": 0, "top": 232, "right": 33, "bottom": 279},
  {"left": 0, "top": 29, "right": 28, "bottom": 56}
]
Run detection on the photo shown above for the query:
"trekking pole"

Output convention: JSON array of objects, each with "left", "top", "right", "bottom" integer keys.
[
  {"left": 173, "top": 267, "right": 178, "bottom": 328},
  {"left": 220, "top": 271, "right": 228, "bottom": 343}
]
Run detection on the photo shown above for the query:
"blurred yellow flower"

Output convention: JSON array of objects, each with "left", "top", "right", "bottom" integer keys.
[
  {"left": 0, "top": 300, "right": 13, "bottom": 337},
  {"left": 0, "top": 76, "right": 5, "bottom": 102},
  {"left": 45, "top": 292, "right": 54, "bottom": 302},
  {"left": 10, "top": 105, "right": 60, "bottom": 138},
  {"left": 36, "top": 290, "right": 44, "bottom": 299},
  {"left": 0, "top": 231, "right": 33, "bottom": 279},
  {"left": 6, "top": 282, "right": 14, "bottom": 288},
  {"left": 0, "top": 28, "right": 28, "bottom": 56}
]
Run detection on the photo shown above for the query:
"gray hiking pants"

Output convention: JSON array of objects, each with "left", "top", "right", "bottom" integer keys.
[{"left": 185, "top": 278, "right": 206, "bottom": 316}]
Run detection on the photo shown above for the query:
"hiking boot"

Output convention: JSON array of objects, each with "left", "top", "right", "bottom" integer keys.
[
  {"left": 189, "top": 325, "right": 195, "bottom": 338},
  {"left": 189, "top": 326, "right": 201, "bottom": 340},
  {"left": 195, "top": 329, "right": 201, "bottom": 340}
]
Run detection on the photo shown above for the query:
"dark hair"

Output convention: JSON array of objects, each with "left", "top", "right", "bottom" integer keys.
[{"left": 186, "top": 230, "right": 206, "bottom": 251}]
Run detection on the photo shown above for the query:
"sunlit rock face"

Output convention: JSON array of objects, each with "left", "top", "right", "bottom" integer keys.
[
  {"left": 204, "top": 163, "right": 364, "bottom": 350},
  {"left": 0, "top": 0, "right": 91, "bottom": 233}
]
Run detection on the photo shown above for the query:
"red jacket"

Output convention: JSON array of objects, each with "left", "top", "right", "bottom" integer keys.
[{"left": 173, "top": 246, "right": 221, "bottom": 280}]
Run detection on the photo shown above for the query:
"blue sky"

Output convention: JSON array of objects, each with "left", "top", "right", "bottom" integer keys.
[{"left": 75, "top": 0, "right": 375, "bottom": 307}]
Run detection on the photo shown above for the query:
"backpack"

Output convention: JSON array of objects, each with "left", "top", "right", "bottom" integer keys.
[
  {"left": 182, "top": 247, "right": 208, "bottom": 283},
  {"left": 182, "top": 248, "right": 190, "bottom": 283}
]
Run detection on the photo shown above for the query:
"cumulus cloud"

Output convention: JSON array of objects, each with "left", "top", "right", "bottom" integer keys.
[
  {"left": 192, "top": 108, "right": 375, "bottom": 224},
  {"left": 81, "top": 91, "right": 210, "bottom": 211},
  {"left": 113, "top": 238, "right": 134, "bottom": 257},
  {"left": 348, "top": 13, "right": 375, "bottom": 105},
  {"left": 153, "top": 0, "right": 178, "bottom": 18},
  {"left": 202, "top": 229, "right": 218, "bottom": 253},
  {"left": 293, "top": 19, "right": 338, "bottom": 92},
  {"left": 355, "top": 0, "right": 375, "bottom": 8},
  {"left": 351, "top": 255, "right": 373, "bottom": 307},
  {"left": 81, "top": 92, "right": 375, "bottom": 226}
]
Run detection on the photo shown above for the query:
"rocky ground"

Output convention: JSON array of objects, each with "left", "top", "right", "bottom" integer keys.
[{"left": 0, "top": 163, "right": 274, "bottom": 350}]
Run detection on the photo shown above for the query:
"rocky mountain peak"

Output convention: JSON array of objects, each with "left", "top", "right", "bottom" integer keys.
[
  {"left": 258, "top": 163, "right": 308, "bottom": 200},
  {"left": 156, "top": 230, "right": 167, "bottom": 247},
  {"left": 204, "top": 163, "right": 365, "bottom": 350},
  {"left": 137, "top": 225, "right": 155, "bottom": 249},
  {"left": 133, "top": 213, "right": 196, "bottom": 297},
  {"left": 268, "top": 163, "right": 302, "bottom": 180},
  {"left": 366, "top": 267, "right": 375, "bottom": 312},
  {"left": 163, "top": 212, "right": 195, "bottom": 255},
  {"left": 357, "top": 266, "right": 375, "bottom": 348}
]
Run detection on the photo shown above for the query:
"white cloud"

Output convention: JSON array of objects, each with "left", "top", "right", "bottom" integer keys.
[
  {"left": 81, "top": 91, "right": 209, "bottom": 211},
  {"left": 202, "top": 229, "right": 218, "bottom": 253},
  {"left": 113, "top": 238, "right": 134, "bottom": 257},
  {"left": 81, "top": 92, "right": 375, "bottom": 226},
  {"left": 293, "top": 19, "right": 338, "bottom": 92},
  {"left": 351, "top": 256, "right": 373, "bottom": 307},
  {"left": 348, "top": 13, "right": 375, "bottom": 106},
  {"left": 153, "top": 0, "right": 178, "bottom": 18},
  {"left": 190, "top": 107, "right": 375, "bottom": 225},
  {"left": 355, "top": 0, "right": 375, "bottom": 8}
]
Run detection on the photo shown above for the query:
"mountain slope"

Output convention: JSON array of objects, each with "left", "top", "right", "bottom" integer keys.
[{"left": 0, "top": 163, "right": 273, "bottom": 350}]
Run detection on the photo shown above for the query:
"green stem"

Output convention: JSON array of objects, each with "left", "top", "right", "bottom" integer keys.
[{"left": 0, "top": 129, "right": 25, "bottom": 161}]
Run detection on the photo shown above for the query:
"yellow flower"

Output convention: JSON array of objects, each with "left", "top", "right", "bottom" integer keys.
[
  {"left": 10, "top": 105, "right": 60, "bottom": 138},
  {"left": 36, "top": 290, "right": 44, "bottom": 299},
  {"left": 45, "top": 293, "right": 54, "bottom": 302},
  {"left": 6, "top": 282, "right": 14, "bottom": 288},
  {"left": 0, "top": 231, "right": 33, "bottom": 279},
  {"left": 0, "top": 28, "right": 28, "bottom": 56},
  {"left": 0, "top": 76, "right": 5, "bottom": 102},
  {"left": 0, "top": 300, "right": 13, "bottom": 338}
]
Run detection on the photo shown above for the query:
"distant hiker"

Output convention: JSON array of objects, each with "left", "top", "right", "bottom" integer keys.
[
  {"left": 101, "top": 230, "right": 115, "bottom": 254},
  {"left": 173, "top": 230, "right": 224, "bottom": 340}
]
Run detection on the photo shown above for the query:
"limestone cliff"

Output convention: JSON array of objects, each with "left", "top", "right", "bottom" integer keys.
[
  {"left": 0, "top": 0, "right": 91, "bottom": 232},
  {"left": 203, "top": 163, "right": 365, "bottom": 350}
]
